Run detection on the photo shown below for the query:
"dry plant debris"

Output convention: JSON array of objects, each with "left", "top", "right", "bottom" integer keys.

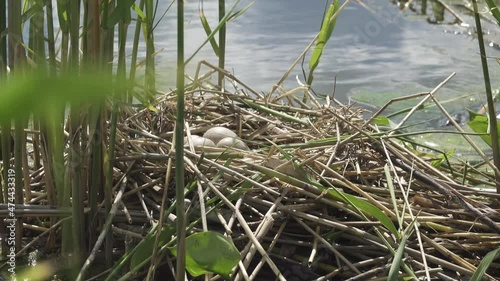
[{"left": 107, "top": 65, "right": 500, "bottom": 280}]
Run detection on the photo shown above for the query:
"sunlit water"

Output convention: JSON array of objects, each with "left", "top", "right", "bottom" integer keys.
[{"left": 148, "top": 0, "right": 500, "bottom": 109}]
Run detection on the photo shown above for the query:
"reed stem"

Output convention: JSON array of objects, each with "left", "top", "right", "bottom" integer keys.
[{"left": 175, "top": 1, "right": 186, "bottom": 280}]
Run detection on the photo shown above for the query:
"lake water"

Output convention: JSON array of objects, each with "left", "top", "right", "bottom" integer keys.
[{"left": 148, "top": 0, "right": 500, "bottom": 112}]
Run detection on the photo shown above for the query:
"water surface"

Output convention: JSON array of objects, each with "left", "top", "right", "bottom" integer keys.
[{"left": 150, "top": 0, "right": 500, "bottom": 111}]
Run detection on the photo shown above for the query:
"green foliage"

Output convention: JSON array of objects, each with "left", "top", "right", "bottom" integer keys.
[
  {"left": 467, "top": 110, "right": 500, "bottom": 148},
  {"left": 307, "top": 0, "right": 338, "bottom": 86},
  {"left": 130, "top": 226, "right": 175, "bottom": 270},
  {"left": 387, "top": 231, "right": 409, "bottom": 281},
  {"left": 341, "top": 192, "right": 399, "bottom": 237},
  {"left": 0, "top": 71, "right": 117, "bottom": 123},
  {"left": 200, "top": 8, "right": 220, "bottom": 56},
  {"left": 430, "top": 149, "right": 454, "bottom": 168},
  {"left": 186, "top": 0, "right": 254, "bottom": 65},
  {"left": 470, "top": 247, "right": 500, "bottom": 281},
  {"left": 371, "top": 115, "right": 390, "bottom": 126},
  {"left": 484, "top": 0, "right": 500, "bottom": 26},
  {"left": 169, "top": 231, "right": 240, "bottom": 280}
]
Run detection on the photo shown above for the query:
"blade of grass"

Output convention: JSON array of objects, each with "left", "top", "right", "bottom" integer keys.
[
  {"left": 471, "top": 0, "right": 500, "bottom": 193},
  {"left": 306, "top": 0, "right": 338, "bottom": 87},
  {"left": 185, "top": 0, "right": 243, "bottom": 65},
  {"left": 470, "top": 247, "right": 500, "bottom": 281},
  {"left": 218, "top": 0, "right": 226, "bottom": 88},
  {"left": 484, "top": 0, "right": 500, "bottom": 26},
  {"left": 0, "top": 0, "right": 6, "bottom": 75},
  {"left": 199, "top": 6, "right": 219, "bottom": 56}
]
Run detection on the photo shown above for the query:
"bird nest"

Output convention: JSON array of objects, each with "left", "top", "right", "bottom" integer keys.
[{"left": 111, "top": 64, "right": 500, "bottom": 280}]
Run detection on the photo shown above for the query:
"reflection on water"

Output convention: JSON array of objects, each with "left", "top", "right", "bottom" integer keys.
[{"left": 150, "top": 0, "right": 500, "bottom": 108}]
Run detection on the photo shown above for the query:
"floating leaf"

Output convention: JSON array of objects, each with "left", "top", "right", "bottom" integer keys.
[
  {"left": 170, "top": 231, "right": 240, "bottom": 280},
  {"left": 371, "top": 116, "right": 390, "bottom": 126},
  {"left": 467, "top": 110, "right": 500, "bottom": 147}
]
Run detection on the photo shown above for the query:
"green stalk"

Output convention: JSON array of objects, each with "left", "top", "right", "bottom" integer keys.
[
  {"left": 69, "top": 0, "right": 80, "bottom": 69},
  {"left": 67, "top": 0, "right": 84, "bottom": 270},
  {"left": 471, "top": 0, "right": 500, "bottom": 193},
  {"left": 217, "top": 0, "right": 226, "bottom": 89},
  {"left": 145, "top": 0, "right": 156, "bottom": 101},
  {"left": 88, "top": 109, "right": 102, "bottom": 250},
  {"left": 86, "top": 0, "right": 102, "bottom": 250},
  {"left": 105, "top": 107, "right": 119, "bottom": 269},
  {"left": 129, "top": 0, "right": 145, "bottom": 91},
  {"left": 69, "top": 110, "right": 84, "bottom": 272},
  {"left": 0, "top": 0, "right": 6, "bottom": 76},
  {"left": 29, "top": 0, "right": 45, "bottom": 68},
  {"left": 57, "top": 0, "right": 70, "bottom": 69},
  {"left": 40, "top": 0, "right": 59, "bottom": 254},
  {"left": 8, "top": 0, "right": 24, "bottom": 70},
  {"left": 46, "top": 0, "right": 57, "bottom": 76},
  {"left": 99, "top": 0, "right": 114, "bottom": 73},
  {"left": 100, "top": 0, "right": 114, "bottom": 267},
  {"left": 175, "top": 1, "right": 186, "bottom": 280},
  {"left": 86, "top": 0, "right": 101, "bottom": 66}
]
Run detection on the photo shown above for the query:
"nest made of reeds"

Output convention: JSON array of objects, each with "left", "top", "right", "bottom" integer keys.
[{"left": 108, "top": 64, "right": 500, "bottom": 281}]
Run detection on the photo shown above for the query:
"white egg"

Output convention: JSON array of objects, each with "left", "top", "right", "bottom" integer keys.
[
  {"left": 184, "top": 135, "right": 216, "bottom": 148},
  {"left": 216, "top": 137, "right": 249, "bottom": 150},
  {"left": 203, "top": 127, "right": 238, "bottom": 144}
]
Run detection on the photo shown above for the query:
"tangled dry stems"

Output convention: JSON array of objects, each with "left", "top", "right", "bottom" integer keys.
[{"left": 107, "top": 68, "right": 500, "bottom": 280}]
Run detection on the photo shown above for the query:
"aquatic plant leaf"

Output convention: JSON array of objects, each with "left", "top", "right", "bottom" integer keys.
[
  {"left": 170, "top": 231, "right": 240, "bottom": 280},
  {"left": 371, "top": 116, "right": 390, "bottom": 126},
  {"left": 387, "top": 231, "right": 409, "bottom": 281},
  {"left": 308, "top": 0, "right": 338, "bottom": 85},
  {"left": 431, "top": 149, "right": 454, "bottom": 168},
  {"left": 56, "top": 0, "right": 69, "bottom": 32},
  {"left": 130, "top": 226, "right": 175, "bottom": 270},
  {"left": 484, "top": 0, "right": 500, "bottom": 27},
  {"left": 227, "top": 2, "right": 255, "bottom": 22},
  {"left": 384, "top": 164, "right": 402, "bottom": 228},
  {"left": 21, "top": 0, "right": 44, "bottom": 24},
  {"left": 342, "top": 193, "right": 399, "bottom": 237},
  {"left": 132, "top": 3, "right": 146, "bottom": 20},
  {"left": 470, "top": 247, "right": 500, "bottom": 281},
  {"left": 199, "top": 9, "right": 220, "bottom": 56},
  {"left": 320, "top": 181, "right": 398, "bottom": 236},
  {"left": 186, "top": 0, "right": 242, "bottom": 65},
  {"left": 467, "top": 110, "right": 500, "bottom": 147}
]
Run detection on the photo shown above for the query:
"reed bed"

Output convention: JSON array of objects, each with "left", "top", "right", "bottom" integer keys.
[{"left": 40, "top": 64, "right": 495, "bottom": 280}]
